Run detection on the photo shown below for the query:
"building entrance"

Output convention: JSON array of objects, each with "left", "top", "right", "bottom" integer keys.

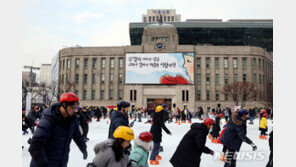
[{"left": 147, "top": 98, "right": 172, "bottom": 110}]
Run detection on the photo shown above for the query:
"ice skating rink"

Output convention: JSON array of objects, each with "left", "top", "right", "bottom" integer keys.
[{"left": 22, "top": 117, "right": 273, "bottom": 167}]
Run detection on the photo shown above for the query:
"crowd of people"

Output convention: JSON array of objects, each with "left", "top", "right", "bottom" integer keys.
[{"left": 22, "top": 92, "right": 273, "bottom": 167}]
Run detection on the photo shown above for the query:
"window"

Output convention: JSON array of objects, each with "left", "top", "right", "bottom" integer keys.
[
  {"left": 216, "top": 91, "right": 219, "bottom": 101},
  {"left": 67, "top": 60, "right": 70, "bottom": 69},
  {"left": 252, "top": 58, "right": 256, "bottom": 68},
  {"left": 93, "top": 58, "right": 97, "bottom": 69},
  {"left": 196, "top": 90, "right": 201, "bottom": 101},
  {"left": 119, "top": 58, "right": 124, "bottom": 68},
  {"left": 182, "top": 90, "right": 185, "bottom": 101},
  {"left": 206, "top": 58, "right": 210, "bottom": 68},
  {"left": 233, "top": 74, "right": 237, "bottom": 83},
  {"left": 143, "top": 17, "right": 146, "bottom": 22},
  {"left": 101, "top": 58, "right": 106, "bottom": 69},
  {"left": 119, "top": 90, "right": 122, "bottom": 100},
  {"left": 196, "top": 58, "right": 201, "bottom": 68},
  {"left": 83, "top": 90, "right": 87, "bottom": 100},
  {"left": 224, "top": 58, "right": 228, "bottom": 68},
  {"left": 259, "top": 74, "right": 262, "bottom": 84},
  {"left": 101, "top": 74, "right": 105, "bottom": 84},
  {"left": 206, "top": 74, "right": 210, "bottom": 85},
  {"left": 84, "top": 58, "right": 88, "bottom": 68},
  {"left": 149, "top": 16, "right": 151, "bottom": 22},
  {"left": 75, "top": 74, "right": 79, "bottom": 84},
  {"left": 168, "top": 16, "right": 170, "bottom": 21},
  {"left": 66, "top": 74, "right": 69, "bottom": 83},
  {"left": 233, "top": 58, "right": 237, "bottom": 69},
  {"left": 109, "top": 90, "right": 113, "bottom": 100},
  {"left": 75, "top": 59, "right": 79, "bottom": 68},
  {"left": 119, "top": 74, "right": 123, "bottom": 84},
  {"left": 197, "top": 74, "right": 201, "bottom": 85},
  {"left": 83, "top": 74, "right": 87, "bottom": 84},
  {"left": 110, "top": 74, "right": 114, "bottom": 84},
  {"left": 215, "top": 74, "right": 219, "bottom": 85},
  {"left": 171, "top": 16, "right": 174, "bottom": 21},
  {"left": 254, "top": 93, "right": 257, "bottom": 101},
  {"left": 130, "top": 90, "right": 133, "bottom": 101},
  {"left": 253, "top": 74, "right": 257, "bottom": 84},
  {"left": 62, "top": 74, "right": 64, "bottom": 84},
  {"left": 63, "top": 60, "right": 65, "bottom": 70},
  {"left": 92, "top": 74, "right": 96, "bottom": 84},
  {"left": 100, "top": 90, "right": 104, "bottom": 100},
  {"left": 243, "top": 74, "right": 247, "bottom": 82},
  {"left": 258, "top": 59, "right": 261, "bottom": 69},
  {"left": 91, "top": 90, "right": 95, "bottom": 100},
  {"left": 164, "top": 16, "right": 166, "bottom": 21},
  {"left": 225, "top": 93, "right": 228, "bottom": 101},
  {"left": 224, "top": 74, "right": 228, "bottom": 84},
  {"left": 206, "top": 90, "right": 210, "bottom": 101},
  {"left": 110, "top": 58, "right": 114, "bottom": 68},
  {"left": 153, "top": 16, "right": 155, "bottom": 22},
  {"left": 74, "top": 90, "right": 78, "bottom": 96},
  {"left": 215, "top": 58, "right": 219, "bottom": 68},
  {"left": 186, "top": 90, "right": 189, "bottom": 101},
  {"left": 133, "top": 90, "right": 137, "bottom": 101},
  {"left": 242, "top": 58, "right": 247, "bottom": 68}
]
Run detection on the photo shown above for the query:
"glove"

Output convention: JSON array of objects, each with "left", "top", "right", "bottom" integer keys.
[
  {"left": 210, "top": 150, "right": 214, "bottom": 156},
  {"left": 250, "top": 143, "right": 257, "bottom": 151},
  {"left": 83, "top": 151, "right": 88, "bottom": 160}
]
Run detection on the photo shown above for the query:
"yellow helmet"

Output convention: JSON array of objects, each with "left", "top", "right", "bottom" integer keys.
[
  {"left": 114, "top": 107, "right": 118, "bottom": 111},
  {"left": 155, "top": 106, "right": 163, "bottom": 112},
  {"left": 113, "top": 126, "right": 134, "bottom": 141}
]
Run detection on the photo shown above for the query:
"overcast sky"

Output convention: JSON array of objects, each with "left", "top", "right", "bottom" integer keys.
[{"left": 22, "top": 0, "right": 273, "bottom": 68}]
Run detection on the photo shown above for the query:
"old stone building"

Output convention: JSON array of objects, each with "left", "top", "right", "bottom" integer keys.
[{"left": 58, "top": 22, "right": 272, "bottom": 112}]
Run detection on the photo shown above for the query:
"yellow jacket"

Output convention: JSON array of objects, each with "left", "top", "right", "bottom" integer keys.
[{"left": 259, "top": 117, "right": 268, "bottom": 129}]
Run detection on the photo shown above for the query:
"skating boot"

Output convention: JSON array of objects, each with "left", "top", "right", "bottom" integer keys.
[
  {"left": 262, "top": 135, "right": 268, "bottom": 140},
  {"left": 208, "top": 134, "right": 213, "bottom": 140},
  {"left": 156, "top": 155, "right": 162, "bottom": 160},
  {"left": 188, "top": 121, "right": 192, "bottom": 124},
  {"left": 220, "top": 154, "right": 226, "bottom": 162},
  {"left": 259, "top": 135, "right": 263, "bottom": 139},
  {"left": 150, "top": 160, "right": 159, "bottom": 165}
]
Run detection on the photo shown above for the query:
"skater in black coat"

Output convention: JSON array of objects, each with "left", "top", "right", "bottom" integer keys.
[
  {"left": 266, "top": 130, "right": 273, "bottom": 167},
  {"left": 75, "top": 107, "right": 89, "bottom": 141},
  {"left": 211, "top": 114, "right": 223, "bottom": 139},
  {"left": 170, "top": 118, "right": 215, "bottom": 167}
]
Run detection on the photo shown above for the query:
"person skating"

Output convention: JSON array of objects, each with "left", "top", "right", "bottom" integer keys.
[
  {"left": 248, "top": 107, "right": 255, "bottom": 124},
  {"left": 88, "top": 126, "right": 136, "bottom": 167},
  {"left": 220, "top": 109, "right": 257, "bottom": 167},
  {"left": 137, "top": 107, "right": 142, "bottom": 122},
  {"left": 28, "top": 92, "right": 87, "bottom": 167},
  {"left": 180, "top": 109, "right": 186, "bottom": 123},
  {"left": 211, "top": 113, "right": 223, "bottom": 143},
  {"left": 184, "top": 106, "right": 192, "bottom": 124},
  {"left": 169, "top": 118, "right": 215, "bottom": 167},
  {"left": 259, "top": 113, "right": 268, "bottom": 139},
  {"left": 149, "top": 105, "right": 171, "bottom": 165},
  {"left": 27, "top": 106, "right": 42, "bottom": 134},
  {"left": 266, "top": 130, "right": 273, "bottom": 167},
  {"left": 22, "top": 106, "right": 30, "bottom": 135},
  {"left": 129, "top": 132, "right": 154, "bottom": 167},
  {"left": 75, "top": 106, "right": 89, "bottom": 142}
]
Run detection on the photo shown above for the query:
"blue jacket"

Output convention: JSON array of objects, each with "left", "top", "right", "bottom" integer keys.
[
  {"left": 108, "top": 110, "right": 129, "bottom": 139},
  {"left": 220, "top": 113, "right": 253, "bottom": 152},
  {"left": 29, "top": 103, "right": 86, "bottom": 167}
]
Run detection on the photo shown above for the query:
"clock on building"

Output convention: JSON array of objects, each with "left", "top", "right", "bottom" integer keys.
[{"left": 154, "top": 41, "right": 165, "bottom": 51}]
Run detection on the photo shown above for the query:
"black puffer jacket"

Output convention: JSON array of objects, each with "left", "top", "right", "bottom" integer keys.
[
  {"left": 211, "top": 116, "right": 221, "bottom": 138},
  {"left": 150, "top": 111, "right": 170, "bottom": 143},
  {"left": 108, "top": 110, "right": 129, "bottom": 139},
  {"left": 170, "top": 123, "right": 212, "bottom": 167}
]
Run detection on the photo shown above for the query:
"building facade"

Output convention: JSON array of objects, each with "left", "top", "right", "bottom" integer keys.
[
  {"left": 142, "top": 9, "right": 181, "bottom": 23},
  {"left": 39, "top": 64, "right": 52, "bottom": 86},
  {"left": 58, "top": 23, "right": 272, "bottom": 112}
]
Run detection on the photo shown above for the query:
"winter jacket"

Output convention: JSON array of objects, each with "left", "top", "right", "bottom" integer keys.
[
  {"left": 92, "top": 139, "right": 135, "bottom": 167},
  {"left": 150, "top": 111, "right": 171, "bottom": 143},
  {"left": 211, "top": 116, "right": 221, "bottom": 138},
  {"left": 76, "top": 110, "right": 89, "bottom": 136},
  {"left": 129, "top": 137, "right": 153, "bottom": 167},
  {"left": 220, "top": 113, "right": 253, "bottom": 152},
  {"left": 27, "top": 110, "right": 42, "bottom": 125},
  {"left": 108, "top": 110, "right": 129, "bottom": 139},
  {"left": 259, "top": 117, "right": 268, "bottom": 129},
  {"left": 170, "top": 123, "right": 212, "bottom": 167},
  {"left": 29, "top": 103, "right": 87, "bottom": 167}
]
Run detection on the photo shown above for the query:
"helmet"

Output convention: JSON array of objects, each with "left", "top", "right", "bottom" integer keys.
[
  {"left": 22, "top": 107, "right": 26, "bottom": 111},
  {"left": 117, "top": 101, "right": 130, "bottom": 110},
  {"left": 263, "top": 113, "right": 268, "bottom": 117},
  {"left": 34, "top": 106, "right": 39, "bottom": 110},
  {"left": 60, "top": 92, "right": 79, "bottom": 103},
  {"left": 156, "top": 106, "right": 163, "bottom": 112},
  {"left": 139, "top": 131, "right": 153, "bottom": 142},
  {"left": 238, "top": 109, "right": 249, "bottom": 117},
  {"left": 114, "top": 107, "right": 118, "bottom": 111},
  {"left": 204, "top": 118, "right": 215, "bottom": 125},
  {"left": 113, "top": 126, "right": 134, "bottom": 141},
  {"left": 262, "top": 110, "right": 267, "bottom": 114},
  {"left": 218, "top": 114, "right": 223, "bottom": 118}
]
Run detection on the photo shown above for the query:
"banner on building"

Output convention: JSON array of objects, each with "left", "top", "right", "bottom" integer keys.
[{"left": 125, "top": 53, "right": 194, "bottom": 84}]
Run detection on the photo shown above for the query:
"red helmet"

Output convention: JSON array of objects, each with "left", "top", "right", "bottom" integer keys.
[
  {"left": 204, "top": 118, "right": 215, "bottom": 125},
  {"left": 60, "top": 92, "right": 79, "bottom": 103},
  {"left": 139, "top": 131, "right": 153, "bottom": 142},
  {"left": 263, "top": 113, "right": 268, "bottom": 117},
  {"left": 262, "top": 110, "right": 267, "bottom": 114},
  {"left": 218, "top": 114, "right": 223, "bottom": 118}
]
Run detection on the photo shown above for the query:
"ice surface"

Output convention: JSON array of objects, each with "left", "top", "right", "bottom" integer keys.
[{"left": 22, "top": 118, "right": 273, "bottom": 167}]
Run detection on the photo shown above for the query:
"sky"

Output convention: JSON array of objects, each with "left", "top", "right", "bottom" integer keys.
[{"left": 22, "top": 0, "right": 273, "bottom": 68}]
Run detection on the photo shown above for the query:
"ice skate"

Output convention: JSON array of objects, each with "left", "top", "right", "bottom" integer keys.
[
  {"left": 156, "top": 155, "right": 162, "bottom": 160},
  {"left": 150, "top": 160, "right": 159, "bottom": 165}
]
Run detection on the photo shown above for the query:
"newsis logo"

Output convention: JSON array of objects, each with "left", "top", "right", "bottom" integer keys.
[{"left": 213, "top": 151, "right": 266, "bottom": 161}]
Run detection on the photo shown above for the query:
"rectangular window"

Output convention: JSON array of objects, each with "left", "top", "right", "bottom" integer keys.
[
  {"left": 215, "top": 74, "right": 219, "bottom": 85},
  {"left": 101, "top": 74, "right": 105, "bottom": 84},
  {"left": 62, "top": 74, "right": 64, "bottom": 84},
  {"left": 216, "top": 91, "right": 219, "bottom": 101},
  {"left": 66, "top": 74, "right": 69, "bottom": 83},
  {"left": 243, "top": 74, "right": 247, "bottom": 82},
  {"left": 75, "top": 59, "right": 79, "bottom": 68},
  {"left": 168, "top": 16, "right": 170, "bottom": 21},
  {"left": 252, "top": 58, "right": 256, "bottom": 68},
  {"left": 83, "top": 74, "right": 87, "bottom": 84},
  {"left": 253, "top": 74, "right": 257, "bottom": 84},
  {"left": 119, "top": 90, "right": 122, "bottom": 100},
  {"left": 134, "top": 90, "right": 137, "bottom": 101},
  {"left": 225, "top": 93, "right": 228, "bottom": 101},
  {"left": 259, "top": 74, "right": 262, "bottom": 84},
  {"left": 197, "top": 74, "right": 201, "bottom": 85},
  {"left": 119, "top": 74, "right": 123, "bottom": 84},
  {"left": 100, "top": 90, "right": 104, "bottom": 100},
  {"left": 171, "top": 16, "right": 174, "bottom": 21},
  {"left": 242, "top": 58, "right": 247, "bottom": 68},
  {"left": 233, "top": 58, "right": 237, "bottom": 69},
  {"left": 224, "top": 74, "right": 228, "bottom": 84},
  {"left": 164, "top": 16, "right": 166, "bottom": 21},
  {"left": 93, "top": 58, "right": 97, "bottom": 69},
  {"left": 206, "top": 90, "right": 210, "bottom": 101},
  {"left": 153, "top": 16, "right": 155, "bottom": 22},
  {"left": 75, "top": 74, "right": 79, "bottom": 84},
  {"left": 130, "top": 90, "right": 133, "bottom": 101},
  {"left": 119, "top": 58, "right": 124, "bottom": 68},
  {"left": 101, "top": 58, "right": 106, "bottom": 69},
  {"left": 234, "top": 74, "right": 237, "bottom": 83},
  {"left": 258, "top": 59, "right": 261, "bottom": 69},
  {"left": 196, "top": 58, "right": 201, "bottom": 68},
  {"left": 84, "top": 58, "right": 88, "bottom": 68},
  {"left": 186, "top": 90, "right": 189, "bottom": 101},
  {"left": 182, "top": 90, "right": 185, "bottom": 101},
  {"left": 197, "top": 90, "right": 201, "bottom": 101},
  {"left": 224, "top": 58, "right": 228, "bottom": 68},
  {"left": 143, "top": 17, "right": 146, "bottom": 22},
  {"left": 206, "top": 58, "right": 210, "bottom": 68},
  {"left": 110, "top": 74, "right": 114, "bottom": 84},
  {"left": 110, "top": 58, "right": 114, "bottom": 68},
  {"left": 149, "top": 16, "right": 151, "bottom": 22},
  {"left": 63, "top": 60, "right": 65, "bottom": 70},
  {"left": 109, "top": 90, "right": 113, "bottom": 100},
  {"left": 92, "top": 74, "right": 96, "bottom": 84},
  {"left": 67, "top": 60, "right": 70, "bottom": 69},
  {"left": 206, "top": 74, "right": 210, "bottom": 85},
  {"left": 91, "top": 90, "right": 95, "bottom": 100},
  {"left": 83, "top": 90, "right": 87, "bottom": 100},
  {"left": 215, "top": 58, "right": 219, "bottom": 68}
]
